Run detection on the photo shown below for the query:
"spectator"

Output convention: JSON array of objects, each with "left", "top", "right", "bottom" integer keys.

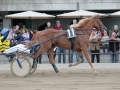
[
  {"left": 16, "top": 25, "right": 20, "bottom": 31},
  {"left": 101, "top": 32, "right": 109, "bottom": 53},
  {"left": 12, "top": 26, "right": 17, "bottom": 34},
  {"left": 54, "top": 20, "right": 65, "bottom": 63},
  {"left": 1, "top": 28, "right": 10, "bottom": 43},
  {"left": 98, "top": 29, "right": 103, "bottom": 37},
  {"left": 9, "top": 39, "right": 17, "bottom": 62},
  {"left": 14, "top": 30, "right": 23, "bottom": 43},
  {"left": 29, "top": 30, "right": 36, "bottom": 40},
  {"left": 70, "top": 19, "right": 77, "bottom": 28},
  {"left": 69, "top": 19, "right": 81, "bottom": 63},
  {"left": 57, "top": 48, "right": 66, "bottom": 63},
  {"left": 44, "top": 22, "right": 57, "bottom": 60},
  {"left": 108, "top": 32, "right": 120, "bottom": 63},
  {"left": 54, "top": 20, "right": 63, "bottom": 30},
  {"left": 45, "top": 22, "right": 53, "bottom": 29},
  {"left": 113, "top": 25, "right": 120, "bottom": 38},
  {"left": 10, "top": 39, "right": 16, "bottom": 47},
  {"left": 69, "top": 50, "right": 80, "bottom": 63},
  {"left": 22, "top": 29, "right": 29, "bottom": 43},
  {"left": 108, "top": 29, "right": 112, "bottom": 37},
  {"left": 7, "top": 28, "right": 14, "bottom": 40},
  {"left": 89, "top": 30, "right": 101, "bottom": 63}
]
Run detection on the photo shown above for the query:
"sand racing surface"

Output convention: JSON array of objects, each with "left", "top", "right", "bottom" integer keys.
[{"left": 0, "top": 63, "right": 120, "bottom": 90}]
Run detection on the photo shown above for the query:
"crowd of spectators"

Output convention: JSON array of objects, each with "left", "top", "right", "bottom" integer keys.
[{"left": 89, "top": 25, "right": 120, "bottom": 63}]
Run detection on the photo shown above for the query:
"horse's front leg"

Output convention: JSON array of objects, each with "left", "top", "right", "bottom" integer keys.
[
  {"left": 69, "top": 50, "right": 84, "bottom": 67},
  {"left": 48, "top": 47, "right": 59, "bottom": 73},
  {"left": 82, "top": 47, "right": 99, "bottom": 75}
]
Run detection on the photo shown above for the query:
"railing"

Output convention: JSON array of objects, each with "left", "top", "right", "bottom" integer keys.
[
  {"left": 50, "top": 40, "right": 120, "bottom": 63},
  {"left": 0, "top": 41, "right": 119, "bottom": 63}
]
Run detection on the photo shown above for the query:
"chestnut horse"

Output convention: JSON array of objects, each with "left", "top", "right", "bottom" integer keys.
[{"left": 26, "top": 14, "right": 106, "bottom": 75}]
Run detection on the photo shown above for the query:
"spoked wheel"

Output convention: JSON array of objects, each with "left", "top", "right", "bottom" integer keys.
[{"left": 10, "top": 56, "right": 31, "bottom": 77}]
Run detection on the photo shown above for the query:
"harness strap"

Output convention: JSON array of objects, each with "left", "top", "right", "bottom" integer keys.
[{"left": 70, "top": 38, "right": 75, "bottom": 49}]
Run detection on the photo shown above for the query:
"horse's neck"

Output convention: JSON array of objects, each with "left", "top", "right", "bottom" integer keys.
[{"left": 82, "top": 19, "right": 95, "bottom": 37}]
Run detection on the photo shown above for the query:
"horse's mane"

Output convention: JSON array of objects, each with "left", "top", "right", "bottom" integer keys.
[{"left": 70, "top": 18, "right": 91, "bottom": 28}]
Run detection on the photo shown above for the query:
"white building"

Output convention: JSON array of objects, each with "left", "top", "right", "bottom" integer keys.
[{"left": 0, "top": 0, "right": 120, "bottom": 30}]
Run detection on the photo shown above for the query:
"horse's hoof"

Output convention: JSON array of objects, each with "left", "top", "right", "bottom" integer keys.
[
  {"left": 94, "top": 70, "right": 99, "bottom": 76},
  {"left": 56, "top": 70, "right": 59, "bottom": 73},
  {"left": 69, "top": 64, "right": 72, "bottom": 67}
]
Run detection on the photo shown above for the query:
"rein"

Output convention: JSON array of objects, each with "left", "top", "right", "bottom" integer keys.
[
  {"left": 34, "top": 16, "right": 106, "bottom": 40},
  {"left": 75, "top": 28, "right": 94, "bottom": 38},
  {"left": 37, "top": 28, "right": 93, "bottom": 39},
  {"left": 37, "top": 30, "right": 62, "bottom": 37}
]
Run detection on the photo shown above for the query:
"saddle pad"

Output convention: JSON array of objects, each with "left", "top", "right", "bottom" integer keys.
[{"left": 66, "top": 28, "right": 76, "bottom": 38}]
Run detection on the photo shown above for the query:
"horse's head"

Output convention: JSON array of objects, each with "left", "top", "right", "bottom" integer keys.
[{"left": 93, "top": 14, "right": 107, "bottom": 32}]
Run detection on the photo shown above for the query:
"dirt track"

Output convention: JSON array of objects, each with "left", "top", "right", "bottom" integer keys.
[{"left": 0, "top": 68, "right": 120, "bottom": 90}]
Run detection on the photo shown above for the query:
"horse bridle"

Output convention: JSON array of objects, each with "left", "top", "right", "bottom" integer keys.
[
  {"left": 76, "top": 17, "right": 107, "bottom": 38},
  {"left": 93, "top": 17, "right": 107, "bottom": 31}
]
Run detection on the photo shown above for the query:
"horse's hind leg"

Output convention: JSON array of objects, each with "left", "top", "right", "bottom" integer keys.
[
  {"left": 48, "top": 47, "right": 59, "bottom": 73},
  {"left": 69, "top": 50, "right": 84, "bottom": 67},
  {"left": 32, "top": 47, "right": 46, "bottom": 68},
  {"left": 32, "top": 58, "right": 37, "bottom": 68},
  {"left": 32, "top": 52, "right": 40, "bottom": 68}
]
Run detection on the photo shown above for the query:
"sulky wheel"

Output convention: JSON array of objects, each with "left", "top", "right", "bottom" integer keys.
[{"left": 10, "top": 56, "right": 31, "bottom": 77}]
